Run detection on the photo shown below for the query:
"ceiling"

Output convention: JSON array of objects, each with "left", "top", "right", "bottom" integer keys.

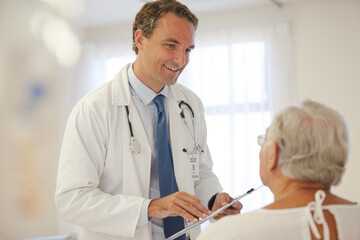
[{"left": 72, "top": 0, "right": 300, "bottom": 28}]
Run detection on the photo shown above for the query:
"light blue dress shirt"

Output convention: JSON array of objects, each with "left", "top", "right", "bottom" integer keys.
[{"left": 127, "top": 64, "right": 174, "bottom": 240}]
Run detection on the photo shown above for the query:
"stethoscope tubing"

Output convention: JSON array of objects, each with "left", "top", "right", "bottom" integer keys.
[
  {"left": 179, "top": 101, "right": 204, "bottom": 154},
  {"left": 125, "top": 106, "right": 134, "bottom": 137},
  {"left": 178, "top": 101, "right": 194, "bottom": 118},
  {"left": 126, "top": 100, "right": 203, "bottom": 154},
  {"left": 125, "top": 105, "right": 141, "bottom": 153}
]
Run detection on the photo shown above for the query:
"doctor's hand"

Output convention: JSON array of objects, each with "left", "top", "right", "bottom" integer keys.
[
  {"left": 211, "top": 192, "right": 242, "bottom": 220},
  {"left": 148, "top": 191, "right": 212, "bottom": 223}
]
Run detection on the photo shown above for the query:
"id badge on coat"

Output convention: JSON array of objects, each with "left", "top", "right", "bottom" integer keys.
[{"left": 188, "top": 152, "right": 200, "bottom": 180}]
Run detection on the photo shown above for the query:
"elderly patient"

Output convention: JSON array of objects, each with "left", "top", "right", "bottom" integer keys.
[{"left": 197, "top": 100, "right": 360, "bottom": 240}]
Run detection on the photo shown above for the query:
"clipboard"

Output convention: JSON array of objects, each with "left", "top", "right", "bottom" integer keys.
[{"left": 165, "top": 185, "right": 264, "bottom": 240}]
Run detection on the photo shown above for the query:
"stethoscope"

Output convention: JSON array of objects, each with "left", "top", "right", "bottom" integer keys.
[
  {"left": 125, "top": 106, "right": 141, "bottom": 153},
  {"left": 125, "top": 101, "right": 204, "bottom": 154},
  {"left": 178, "top": 101, "right": 204, "bottom": 154}
]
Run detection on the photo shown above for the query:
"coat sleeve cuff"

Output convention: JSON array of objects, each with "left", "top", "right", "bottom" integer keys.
[
  {"left": 138, "top": 198, "right": 152, "bottom": 226},
  {"left": 207, "top": 193, "right": 218, "bottom": 210}
]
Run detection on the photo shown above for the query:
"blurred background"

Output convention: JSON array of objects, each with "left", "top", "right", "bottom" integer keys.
[{"left": 1, "top": 0, "right": 359, "bottom": 239}]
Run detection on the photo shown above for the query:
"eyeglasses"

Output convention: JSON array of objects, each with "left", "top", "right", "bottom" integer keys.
[{"left": 257, "top": 134, "right": 265, "bottom": 146}]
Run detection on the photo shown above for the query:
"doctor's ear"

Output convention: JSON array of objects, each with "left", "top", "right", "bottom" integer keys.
[{"left": 134, "top": 30, "right": 145, "bottom": 51}]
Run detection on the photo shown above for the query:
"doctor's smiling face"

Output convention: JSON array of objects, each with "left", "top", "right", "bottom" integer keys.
[{"left": 133, "top": 12, "right": 195, "bottom": 93}]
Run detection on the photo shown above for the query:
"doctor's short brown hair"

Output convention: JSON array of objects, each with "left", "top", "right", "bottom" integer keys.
[{"left": 132, "top": 0, "right": 198, "bottom": 54}]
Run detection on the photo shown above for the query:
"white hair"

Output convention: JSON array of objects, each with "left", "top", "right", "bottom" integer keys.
[{"left": 266, "top": 99, "right": 350, "bottom": 186}]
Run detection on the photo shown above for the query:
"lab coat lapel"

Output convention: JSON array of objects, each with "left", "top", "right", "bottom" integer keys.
[
  {"left": 113, "top": 64, "right": 151, "bottom": 198},
  {"left": 124, "top": 104, "right": 151, "bottom": 197}
]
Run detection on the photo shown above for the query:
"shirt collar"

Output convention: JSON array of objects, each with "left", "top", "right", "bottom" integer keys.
[{"left": 127, "top": 64, "right": 173, "bottom": 105}]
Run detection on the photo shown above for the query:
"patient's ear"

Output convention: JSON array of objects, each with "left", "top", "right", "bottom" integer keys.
[{"left": 268, "top": 141, "right": 279, "bottom": 171}]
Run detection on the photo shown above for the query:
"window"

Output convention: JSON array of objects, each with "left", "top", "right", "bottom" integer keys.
[{"left": 180, "top": 41, "right": 273, "bottom": 212}]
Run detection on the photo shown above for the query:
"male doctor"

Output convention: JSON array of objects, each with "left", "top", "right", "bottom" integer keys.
[{"left": 55, "top": 0, "right": 241, "bottom": 240}]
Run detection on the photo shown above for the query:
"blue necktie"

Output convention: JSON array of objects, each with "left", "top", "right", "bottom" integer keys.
[{"left": 153, "top": 95, "right": 185, "bottom": 240}]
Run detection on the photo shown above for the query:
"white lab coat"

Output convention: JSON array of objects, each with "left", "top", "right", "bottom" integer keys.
[{"left": 55, "top": 64, "right": 222, "bottom": 240}]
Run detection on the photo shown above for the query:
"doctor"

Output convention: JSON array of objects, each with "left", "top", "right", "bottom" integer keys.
[{"left": 55, "top": 0, "right": 241, "bottom": 240}]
